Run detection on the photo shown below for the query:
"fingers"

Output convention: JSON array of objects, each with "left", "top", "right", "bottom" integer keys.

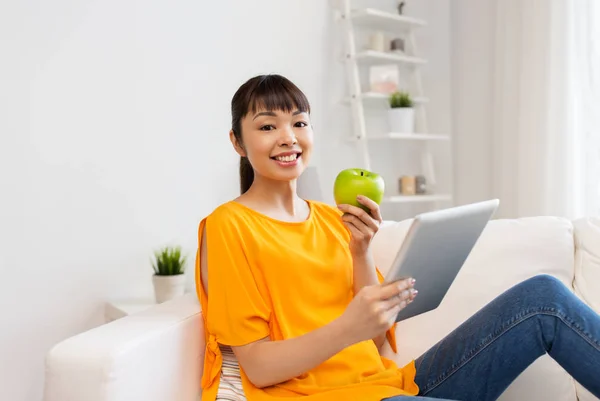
[
  {"left": 377, "top": 277, "right": 415, "bottom": 300},
  {"left": 339, "top": 204, "right": 379, "bottom": 232},
  {"left": 343, "top": 220, "right": 364, "bottom": 241},
  {"left": 342, "top": 213, "right": 376, "bottom": 237},
  {"left": 383, "top": 301, "right": 406, "bottom": 324},
  {"left": 381, "top": 287, "right": 417, "bottom": 310},
  {"left": 356, "top": 195, "right": 383, "bottom": 223}
]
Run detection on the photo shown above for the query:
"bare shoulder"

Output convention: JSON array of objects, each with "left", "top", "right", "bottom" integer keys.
[{"left": 199, "top": 223, "right": 209, "bottom": 294}]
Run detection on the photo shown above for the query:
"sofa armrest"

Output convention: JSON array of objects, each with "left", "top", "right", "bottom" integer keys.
[{"left": 43, "top": 294, "right": 204, "bottom": 401}]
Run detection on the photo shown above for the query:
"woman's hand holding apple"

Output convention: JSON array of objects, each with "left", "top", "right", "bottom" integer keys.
[
  {"left": 337, "top": 195, "right": 382, "bottom": 257},
  {"left": 333, "top": 168, "right": 385, "bottom": 213}
]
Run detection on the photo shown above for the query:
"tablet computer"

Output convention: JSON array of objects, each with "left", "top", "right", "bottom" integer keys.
[{"left": 385, "top": 199, "right": 500, "bottom": 322}]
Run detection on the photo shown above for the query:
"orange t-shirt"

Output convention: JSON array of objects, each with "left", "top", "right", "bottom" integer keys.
[{"left": 195, "top": 200, "right": 419, "bottom": 401}]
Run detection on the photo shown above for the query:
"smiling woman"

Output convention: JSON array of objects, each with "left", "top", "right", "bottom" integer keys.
[
  {"left": 194, "top": 74, "right": 419, "bottom": 401},
  {"left": 195, "top": 74, "right": 600, "bottom": 401},
  {"left": 229, "top": 75, "right": 313, "bottom": 195}
]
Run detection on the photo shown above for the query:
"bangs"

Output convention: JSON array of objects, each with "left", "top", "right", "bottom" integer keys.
[{"left": 240, "top": 75, "right": 311, "bottom": 117}]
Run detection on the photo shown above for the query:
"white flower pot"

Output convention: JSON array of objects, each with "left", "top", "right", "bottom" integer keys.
[
  {"left": 388, "top": 107, "right": 415, "bottom": 133},
  {"left": 152, "top": 274, "right": 186, "bottom": 304}
]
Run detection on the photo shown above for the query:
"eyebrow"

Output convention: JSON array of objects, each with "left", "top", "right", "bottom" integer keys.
[{"left": 253, "top": 110, "right": 306, "bottom": 120}]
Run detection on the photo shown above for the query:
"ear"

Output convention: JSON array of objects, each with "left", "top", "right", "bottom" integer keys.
[{"left": 229, "top": 130, "right": 246, "bottom": 157}]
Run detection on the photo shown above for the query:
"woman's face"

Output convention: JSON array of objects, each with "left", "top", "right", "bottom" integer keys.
[{"left": 233, "top": 107, "right": 313, "bottom": 183}]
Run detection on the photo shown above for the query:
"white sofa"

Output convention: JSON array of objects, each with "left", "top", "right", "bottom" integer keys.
[{"left": 43, "top": 216, "right": 600, "bottom": 401}]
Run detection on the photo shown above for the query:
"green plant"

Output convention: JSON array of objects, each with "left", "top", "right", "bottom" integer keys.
[
  {"left": 389, "top": 91, "right": 413, "bottom": 108},
  {"left": 152, "top": 246, "right": 187, "bottom": 276}
]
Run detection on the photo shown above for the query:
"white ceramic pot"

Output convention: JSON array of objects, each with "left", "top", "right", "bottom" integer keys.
[
  {"left": 388, "top": 107, "right": 415, "bottom": 133},
  {"left": 152, "top": 274, "right": 186, "bottom": 303}
]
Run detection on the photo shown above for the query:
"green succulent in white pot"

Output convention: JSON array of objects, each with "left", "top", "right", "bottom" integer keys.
[
  {"left": 151, "top": 246, "right": 187, "bottom": 303},
  {"left": 388, "top": 91, "right": 415, "bottom": 134}
]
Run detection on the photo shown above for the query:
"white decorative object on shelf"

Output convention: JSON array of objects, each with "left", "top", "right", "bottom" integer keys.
[
  {"left": 388, "top": 108, "right": 414, "bottom": 133},
  {"left": 369, "top": 65, "right": 399, "bottom": 94},
  {"left": 388, "top": 91, "right": 415, "bottom": 133},
  {"left": 368, "top": 31, "right": 386, "bottom": 52}
]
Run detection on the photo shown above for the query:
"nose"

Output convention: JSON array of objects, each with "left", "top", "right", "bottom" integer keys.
[{"left": 277, "top": 126, "right": 297, "bottom": 147}]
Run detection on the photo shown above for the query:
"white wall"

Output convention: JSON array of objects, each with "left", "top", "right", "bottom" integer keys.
[
  {"left": 0, "top": 1, "right": 332, "bottom": 399},
  {"left": 0, "top": 1, "right": 453, "bottom": 399},
  {"left": 450, "top": 0, "right": 496, "bottom": 205}
]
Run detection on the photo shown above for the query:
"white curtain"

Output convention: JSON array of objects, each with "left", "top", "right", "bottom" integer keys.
[{"left": 491, "top": 0, "right": 600, "bottom": 219}]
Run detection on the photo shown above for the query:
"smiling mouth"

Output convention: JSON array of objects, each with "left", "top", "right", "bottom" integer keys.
[{"left": 271, "top": 153, "right": 302, "bottom": 162}]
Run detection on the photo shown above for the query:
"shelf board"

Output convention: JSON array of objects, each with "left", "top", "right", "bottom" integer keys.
[
  {"left": 350, "top": 8, "right": 426, "bottom": 33},
  {"left": 368, "top": 133, "right": 450, "bottom": 141},
  {"left": 354, "top": 50, "right": 427, "bottom": 65},
  {"left": 383, "top": 194, "right": 453, "bottom": 204},
  {"left": 344, "top": 92, "right": 429, "bottom": 104}
]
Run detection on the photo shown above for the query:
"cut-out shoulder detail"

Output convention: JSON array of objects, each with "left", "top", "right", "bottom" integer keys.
[{"left": 200, "top": 224, "right": 208, "bottom": 295}]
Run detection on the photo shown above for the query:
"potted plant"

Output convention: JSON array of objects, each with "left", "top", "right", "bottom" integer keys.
[
  {"left": 388, "top": 91, "right": 415, "bottom": 133},
  {"left": 151, "top": 246, "right": 187, "bottom": 303}
]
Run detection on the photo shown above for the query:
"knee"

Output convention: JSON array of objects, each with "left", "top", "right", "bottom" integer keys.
[
  {"left": 520, "top": 274, "right": 570, "bottom": 297},
  {"left": 527, "top": 273, "right": 565, "bottom": 287}
]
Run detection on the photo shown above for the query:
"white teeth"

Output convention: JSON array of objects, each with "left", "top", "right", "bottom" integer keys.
[{"left": 275, "top": 154, "right": 298, "bottom": 162}]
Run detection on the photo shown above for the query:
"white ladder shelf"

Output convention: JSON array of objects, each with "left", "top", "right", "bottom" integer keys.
[{"left": 335, "top": 1, "right": 453, "bottom": 208}]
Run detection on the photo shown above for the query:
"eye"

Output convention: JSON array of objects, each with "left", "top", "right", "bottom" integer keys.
[
  {"left": 295, "top": 121, "right": 308, "bottom": 128},
  {"left": 260, "top": 124, "right": 275, "bottom": 131}
]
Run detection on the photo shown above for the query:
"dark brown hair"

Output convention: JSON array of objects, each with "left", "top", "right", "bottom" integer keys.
[{"left": 230, "top": 74, "right": 311, "bottom": 194}]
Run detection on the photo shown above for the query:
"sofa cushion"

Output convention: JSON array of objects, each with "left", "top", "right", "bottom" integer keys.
[
  {"left": 371, "top": 216, "right": 578, "bottom": 401},
  {"left": 573, "top": 217, "right": 600, "bottom": 312},
  {"left": 572, "top": 217, "right": 600, "bottom": 401}
]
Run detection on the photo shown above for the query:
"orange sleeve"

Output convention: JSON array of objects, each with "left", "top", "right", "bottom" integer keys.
[
  {"left": 204, "top": 213, "right": 271, "bottom": 346},
  {"left": 376, "top": 268, "right": 398, "bottom": 354}
]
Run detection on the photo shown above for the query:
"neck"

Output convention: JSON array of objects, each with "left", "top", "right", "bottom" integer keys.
[{"left": 246, "top": 174, "right": 304, "bottom": 216}]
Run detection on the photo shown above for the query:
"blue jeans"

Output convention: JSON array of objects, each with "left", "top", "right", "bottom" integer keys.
[{"left": 383, "top": 274, "right": 600, "bottom": 401}]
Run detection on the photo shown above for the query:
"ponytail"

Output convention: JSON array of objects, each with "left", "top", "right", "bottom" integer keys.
[{"left": 239, "top": 156, "right": 254, "bottom": 194}]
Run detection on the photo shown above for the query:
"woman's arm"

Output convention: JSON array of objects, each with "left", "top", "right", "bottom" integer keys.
[
  {"left": 337, "top": 196, "right": 418, "bottom": 352},
  {"left": 351, "top": 251, "right": 388, "bottom": 350},
  {"left": 231, "top": 318, "right": 351, "bottom": 388},
  {"left": 230, "top": 278, "right": 411, "bottom": 389}
]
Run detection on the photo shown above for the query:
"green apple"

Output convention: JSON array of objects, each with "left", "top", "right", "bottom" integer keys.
[{"left": 333, "top": 168, "right": 385, "bottom": 212}]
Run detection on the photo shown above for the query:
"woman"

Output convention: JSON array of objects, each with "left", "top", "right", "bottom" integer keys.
[{"left": 195, "top": 74, "right": 600, "bottom": 401}]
